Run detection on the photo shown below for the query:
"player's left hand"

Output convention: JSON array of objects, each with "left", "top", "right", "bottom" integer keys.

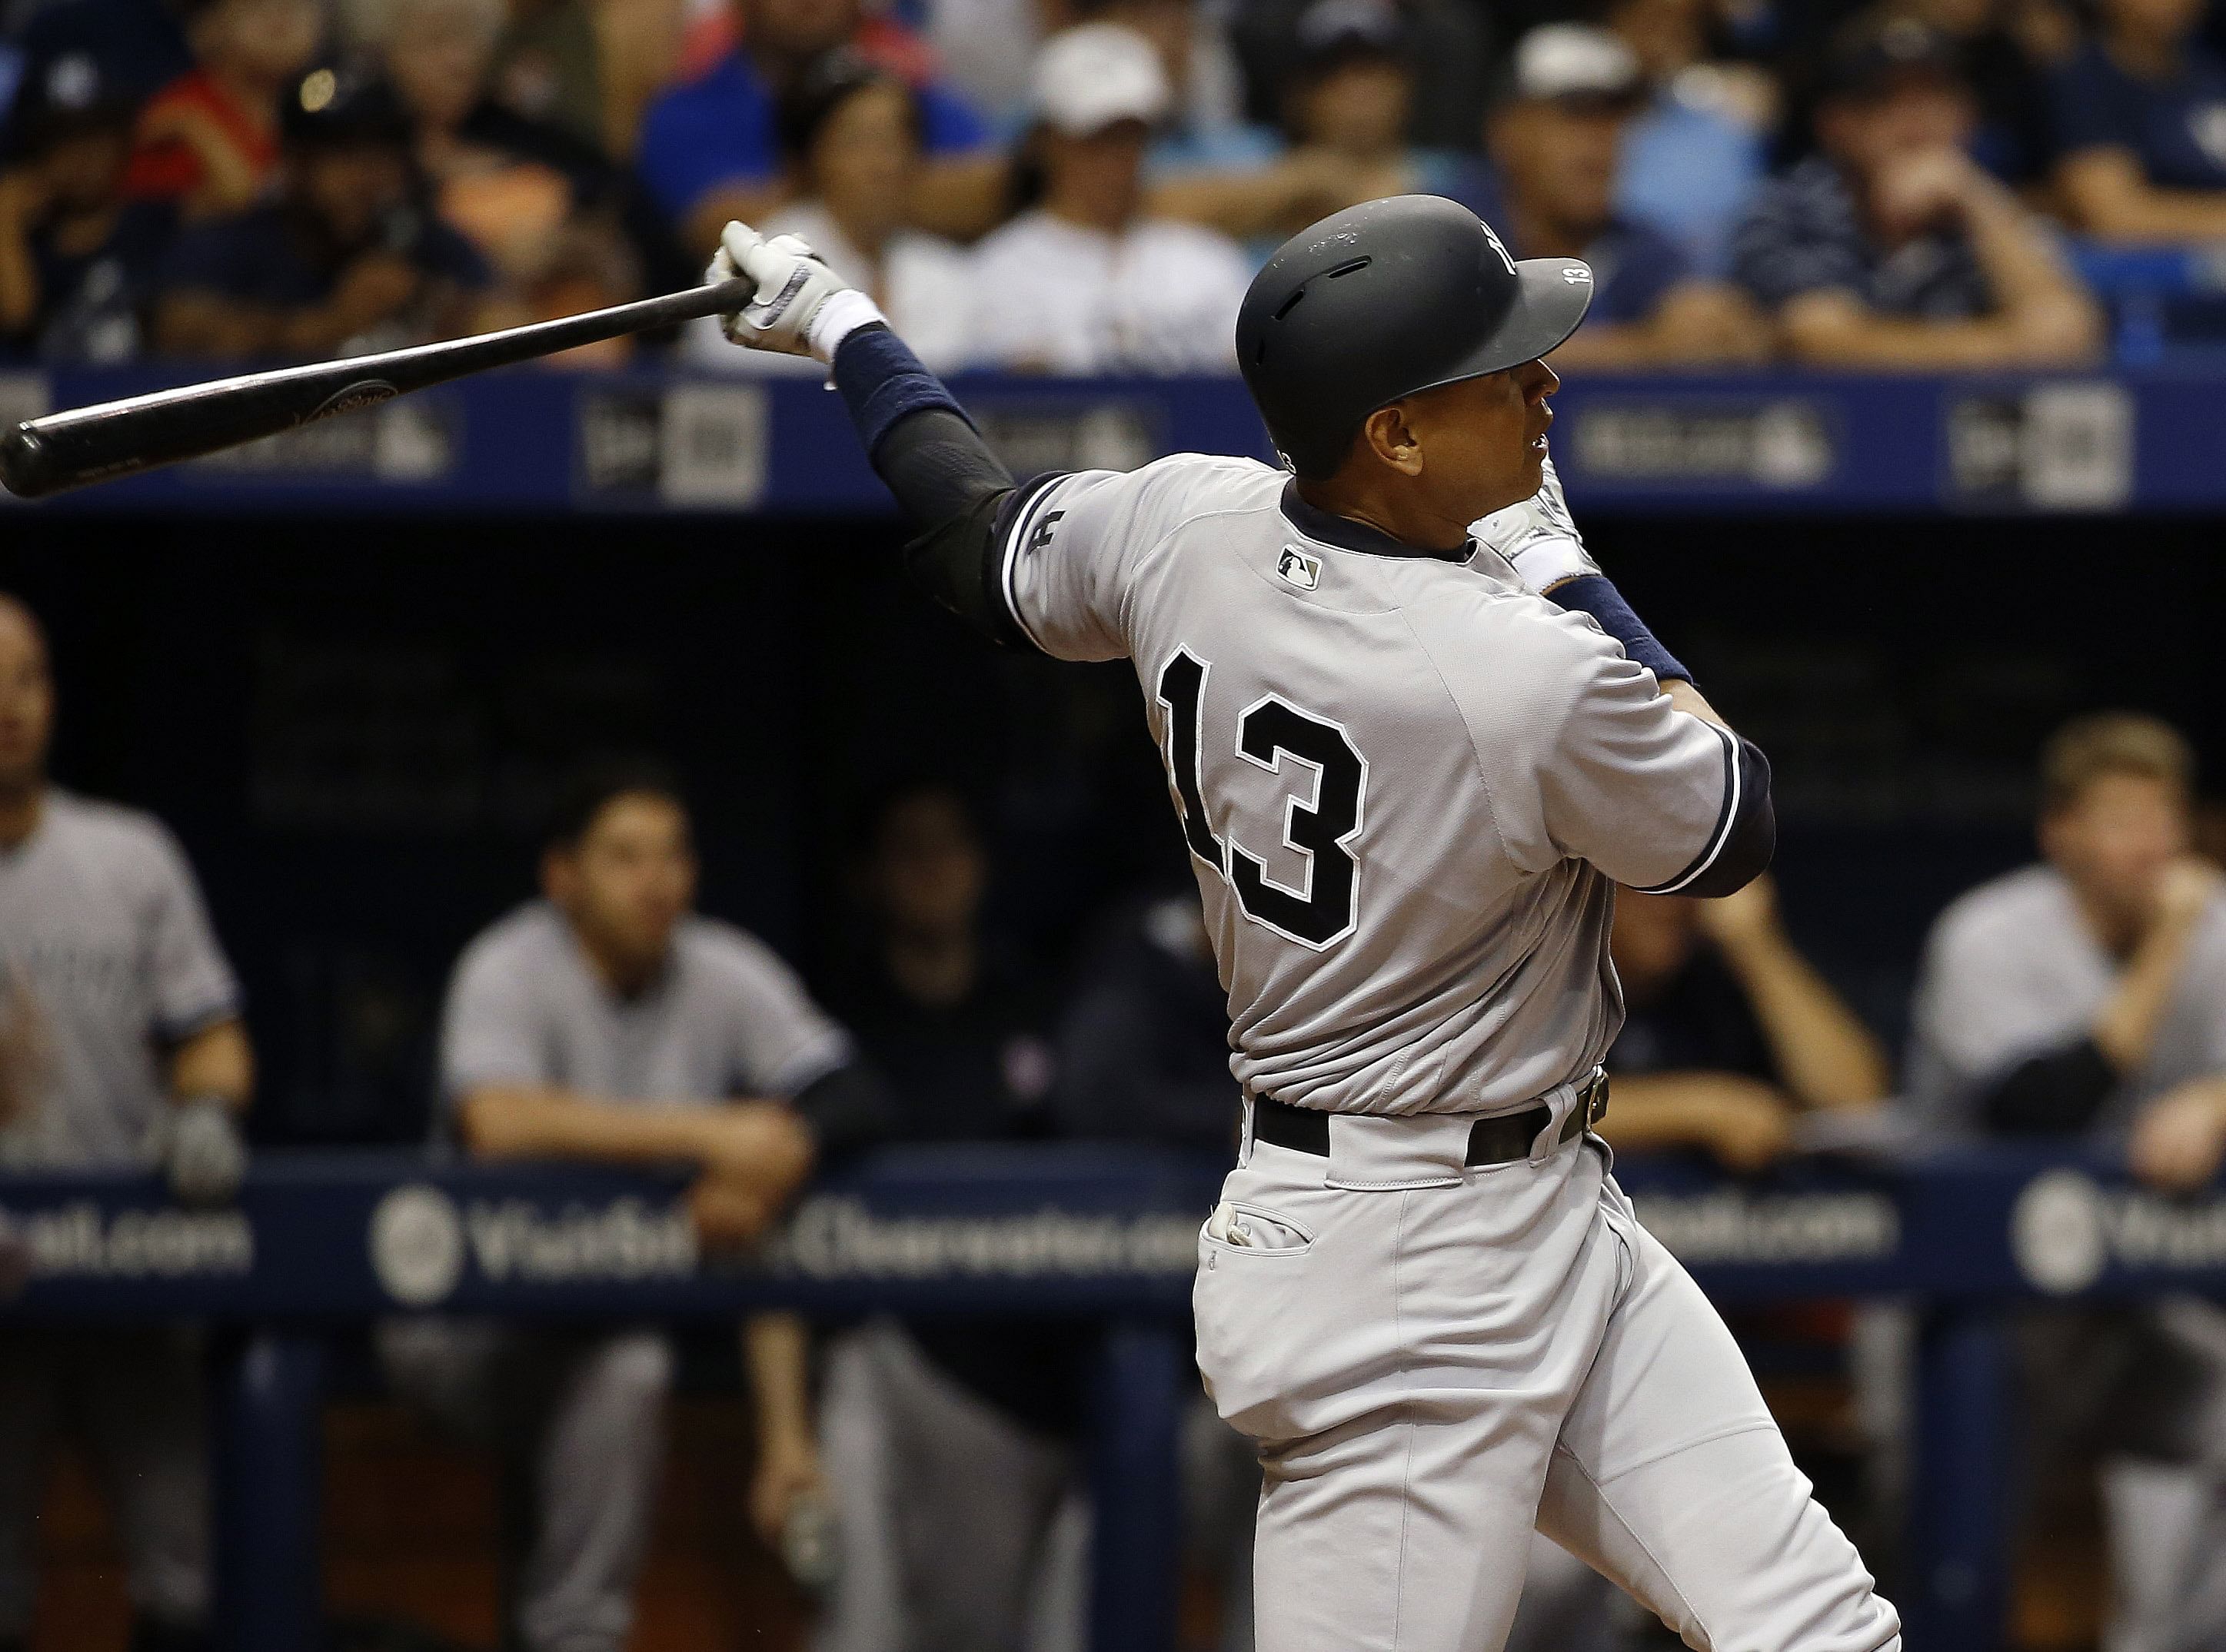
[
  {"left": 707, "top": 221, "right": 854, "bottom": 360},
  {"left": 1470, "top": 452, "right": 1601, "bottom": 597},
  {"left": 2128, "top": 1082, "right": 2226, "bottom": 1194}
]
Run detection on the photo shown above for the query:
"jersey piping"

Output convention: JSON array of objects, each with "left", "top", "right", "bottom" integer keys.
[{"left": 1631, "top": 722, "right": 1739, "bottom": 895}]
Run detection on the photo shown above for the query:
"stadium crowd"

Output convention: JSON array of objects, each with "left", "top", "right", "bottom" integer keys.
[{"left": 5, "top": 0, "right": 2226, "bottom": 371}]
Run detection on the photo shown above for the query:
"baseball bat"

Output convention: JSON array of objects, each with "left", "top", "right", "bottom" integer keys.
[{"left": 0, "top": 274, "right": 757, "bottom": 500}]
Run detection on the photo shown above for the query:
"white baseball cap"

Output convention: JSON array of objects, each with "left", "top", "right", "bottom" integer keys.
[
  {"left": 1030, "top": 22, "right": 1171, "bottom": 136},
  {"left": 1511, "top": 24, "right": 1642, "bottom": 104}
]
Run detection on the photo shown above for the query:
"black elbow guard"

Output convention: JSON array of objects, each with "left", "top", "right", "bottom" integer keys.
[
  {"left": 1680, "top": 736, "right": 1775, "bottom": 899},
  {"left": 900, "top": 488, "right": 1030, "bottom": 649}
]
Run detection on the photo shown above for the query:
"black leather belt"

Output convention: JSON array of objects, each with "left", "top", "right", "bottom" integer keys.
[{"left": 1250, "top": 1069, "right": 1610, "bottom": 1167}]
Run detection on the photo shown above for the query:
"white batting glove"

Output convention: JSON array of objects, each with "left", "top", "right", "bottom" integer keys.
[
  {"left": 1470, "top": 453, "right": 1601, "bottom": 596},
  {"left": 707, "top": 221, "right": 884, "bottom": 364}
]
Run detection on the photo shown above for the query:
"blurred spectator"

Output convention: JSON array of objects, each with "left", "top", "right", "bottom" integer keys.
[
  {"left": 1277, "top": 0, "right": 1426, "bottom": 188},
  {"left": 381, "top": 760, "right": 888, "bottom": 1652},
  {"left": 817, "top": 779, "right": 1086, "bottom": 1652},
  {"left": 1731, "top": 12, "right": 2101, "bottom": 367},
  {"left": 684, "top": 51, "right": 972, "bottom": 374},
  {"left": 1146, "top": 0, "right": 1399, "bottom": 247},
  {"left": 0, "top": 52, "right": 176, "bottom": 359},
  {"left": 969, "top": 22, "right": 1249, "bottom": 373},
  {"left": 1229, "top": 0, "right": 1489, "bottom": 152},
  {"left": 124, "top": 0, "right": 322, "bottom": 218},
  {"left": 2049, "top": 0, "right": 2226, "bottom": 244},
  {"left": 1476, "top": 24, "right": 1769, "bottom": 368},
  {"left": 1100, "top": 0, "right": 1259, "bottom": 163},
  {"left": 634, "top": 0, "right": 993, "bottom": 255},
  {"left": 1053, "top": 891, "right": 1236, "bottom": 1152},
  {"left": 0, "top": 592, "right": 254, "bottom": 1652},
  {"left": 1908, "top": 713, "right": 2226, "bottom": 1652},
  {"left": 487, "top": 0, "right": 690, "bottom": 162},
  {"left": 1888, "top": 0, "right": 2071, "bottom": 184},
  {"left": 362, "top": 0, "right": 677, "bottom": 316},
  {"left": 1602, "top": 0, "right": 1771, "bottom": 274},
  {"left": 150, "top": 69, "right": 489, "bottom": 360},
  {"left": 14, "top": 0, "right": 191, "bottom": 109},
  {"left": 1599, "top": 876, "right": 1890, "bottom": 1171}
]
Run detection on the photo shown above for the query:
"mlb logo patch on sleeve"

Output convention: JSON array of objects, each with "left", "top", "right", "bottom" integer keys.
[{"left": 1277, "top": 547, "right": 1323, "bottom": 590}]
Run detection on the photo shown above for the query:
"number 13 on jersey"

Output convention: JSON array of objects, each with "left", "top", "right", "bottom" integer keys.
[{"left": 1155, "top": 648, "right": 1369, "bottom": 952}]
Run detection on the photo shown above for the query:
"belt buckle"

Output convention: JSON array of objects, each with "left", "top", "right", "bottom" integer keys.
[{"left": 1556, "top": 1069, "right": 1611, "bottom": 1146}]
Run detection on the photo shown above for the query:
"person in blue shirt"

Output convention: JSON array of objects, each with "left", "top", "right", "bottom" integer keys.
[
  {"left": 1600, "top": 0, "right": 1770, "bottom": 276},
  {"left": 2051, "top": 0, "right": 2226, "bottom": 244},
  {"left": 1732, "top": 12, "right": 2098, "bottom": 368},
  {"left": 635, "top": 0, "right": 994, "bottom": 257},
  {"left": 1471, "top": 23, "right": 1768, "bottom": 368},
  {"left": 0, "top": 53, "right": 177, "bottom": 361}
]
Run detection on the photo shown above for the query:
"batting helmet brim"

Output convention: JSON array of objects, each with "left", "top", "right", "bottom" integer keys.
[{"left": 1399, "top": 256, "right": 1596, "bottom": 401}]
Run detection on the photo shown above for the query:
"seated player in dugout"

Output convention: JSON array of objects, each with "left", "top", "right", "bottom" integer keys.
[
  {"left": 378, "top": 760, "right": 893, "bottom": 1652},
  {"left": 1597, "top": 875, "right": 1890, "bottom": 1171},
  {"left": 1908, "top": 713, "right": 2226, "bottom": 1652},
  {"left": 0, "top": 593, "right": 254, "bottom": 1652},
  {"left": 699, "top": 196, "right": 1901, "bottom": 1650}
]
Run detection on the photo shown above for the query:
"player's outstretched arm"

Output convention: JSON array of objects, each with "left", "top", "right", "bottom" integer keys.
[{"left": 707, "top": 222, "right": 1031, "bottom": 645}]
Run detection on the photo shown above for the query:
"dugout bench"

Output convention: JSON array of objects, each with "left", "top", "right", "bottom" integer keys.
[{"left": 0, "top": 1142, "right": 2211, "bottom": 1652}]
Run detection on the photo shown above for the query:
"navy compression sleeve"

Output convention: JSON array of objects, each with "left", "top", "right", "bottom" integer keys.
[
  {"left": 829, "top": 324, "right": 1020, "bottom": 643},
  {"left": 1546, "top": 574, "right": 1691, "bottom": 686}
]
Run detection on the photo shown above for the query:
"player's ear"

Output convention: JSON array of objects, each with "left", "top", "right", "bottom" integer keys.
[{"left": 1361, "top": 404, "right": 1423, "bottom": 476}]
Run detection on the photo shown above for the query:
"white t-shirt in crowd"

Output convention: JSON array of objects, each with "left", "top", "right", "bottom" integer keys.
[
  {"left": 964, "top": 209, "right": 1251, "bottom": 375},
  {"left": 686, "top": 200, "right": 976, "bottom": 375}
]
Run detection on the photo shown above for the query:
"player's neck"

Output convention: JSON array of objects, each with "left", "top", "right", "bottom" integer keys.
[
  {"left": 1293, "top": 476, "right": 1469, "bottom": 556},
  {"left": 0, "top": 782, "right": 44, "bottom": 851}
]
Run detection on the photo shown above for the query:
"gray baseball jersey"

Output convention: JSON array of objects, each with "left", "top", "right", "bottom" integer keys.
[
  {"left": 1908, "top": 863, "right": 2226, "bottom": 1132},
  {"left": 994, "top": 455, "right": 1745, "bottom": 1115},
  {"left": 0, "top": 790, "right": 241, "bottom": 1168},
  {"left": 438, "top": 901, "right": 851, "bottom": 1123}
]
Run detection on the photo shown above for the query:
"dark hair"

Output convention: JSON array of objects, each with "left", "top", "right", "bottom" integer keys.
[
  {"left": 544, "top": 757, "right": 688, "bottom": 852},
  {"left": 777, "top": 48, "right": 922, "bottom": 169},
  {"left": 5, "top": 52, "right": 139, "bottom": 162}
]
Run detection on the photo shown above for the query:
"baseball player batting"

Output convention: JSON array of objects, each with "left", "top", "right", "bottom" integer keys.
[{"left": 708, "top": 194, "right": 1900, "bottom": 1652}]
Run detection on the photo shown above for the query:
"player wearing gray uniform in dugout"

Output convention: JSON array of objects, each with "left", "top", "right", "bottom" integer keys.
[
  {"left": 381, "top": 763, "right": 891, "bottom": 1652},
  {"left": 0, "top": 595, "right": 255, "bottom": 1652},
  {"left": 706, "top": 194, "right": 1899, "bottom": 1650},
  {"left": 1911, "top": 713, "right": 2226, "bottom": 1652}
]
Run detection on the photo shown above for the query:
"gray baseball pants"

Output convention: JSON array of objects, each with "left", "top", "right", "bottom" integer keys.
[
  {"left": 813, "top": 1319, "right": 1087, "bottom": 1652},
  {"left": 1194, "top": 1110, "right": 1902, "bottom": 1652},
  {"left": 0, "top": 1326, "right": 211, "bottom": 1640},
  {"left": 377, "top": 1321, "right": 670, "bottom": 1652}
]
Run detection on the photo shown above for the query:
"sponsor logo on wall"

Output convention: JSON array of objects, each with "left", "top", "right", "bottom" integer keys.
[
  {"left": 774, "top": 1196, "right": 1201, "bottom": 1281},
  {"left": 0, "top": 1201, "right": 253, "bottom": 1294},
  {"left": 1631, "top": 1188, "right": 1901, "bottom": 1266},
  {"left": 1567, "top": 399, "right": 1836, "bottom": 490},
  {"left": 1947, "top": 382, "right": 2133, "bottom": 510},
  {"left": 368, "top": 1183, "right": 698, "bottom": 1307},
  {"left": 2008, "top": 1168, "right": 2226, "bottom": 1295}
]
